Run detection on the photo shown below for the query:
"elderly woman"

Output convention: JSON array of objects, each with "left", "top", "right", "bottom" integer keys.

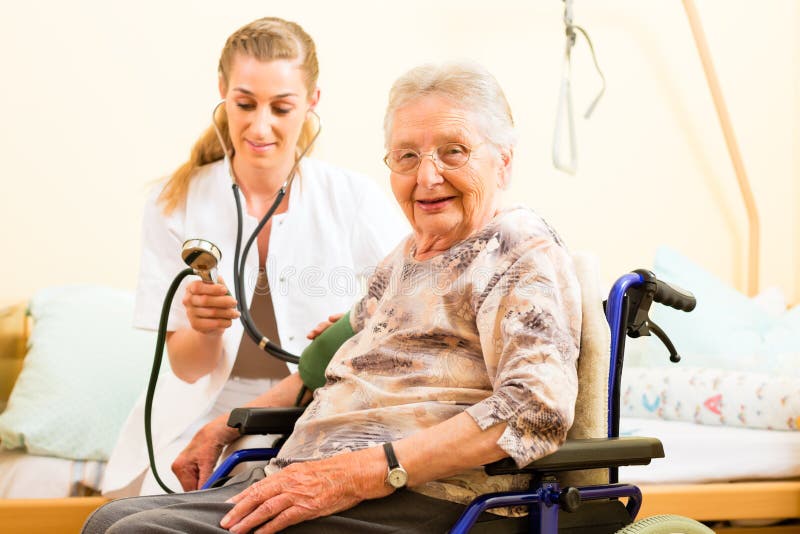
[{"left": 83, "top": 61, "right": 581, "bottom": 534}]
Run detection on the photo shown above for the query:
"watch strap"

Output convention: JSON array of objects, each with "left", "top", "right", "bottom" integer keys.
[{"left": 383, "top": 442, "right": 400, "bottom": 469}]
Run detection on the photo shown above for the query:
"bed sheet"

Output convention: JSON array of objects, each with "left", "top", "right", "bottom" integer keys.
[
  {"left": 619, "top": 417, "right": 800, "bottom": 484},
  {"left": 0, "top": 450, "right": 104, "bottom": 498}
]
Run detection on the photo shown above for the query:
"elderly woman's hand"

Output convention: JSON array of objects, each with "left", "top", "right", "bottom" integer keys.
[{"left": 219, "top": 447, "right": 391, "bottom": 534}]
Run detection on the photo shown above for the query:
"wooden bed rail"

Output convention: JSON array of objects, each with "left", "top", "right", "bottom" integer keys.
[
  {"left": 0, "top": 496, "right": 108, "bottom": 534},
  {"left": 639, "top": 481, "right": 800, "bottom": 521}
]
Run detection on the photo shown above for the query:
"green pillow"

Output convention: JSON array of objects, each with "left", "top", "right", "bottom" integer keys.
[{"left": 0, "top": 286, "right": 155, "bottom": 460}]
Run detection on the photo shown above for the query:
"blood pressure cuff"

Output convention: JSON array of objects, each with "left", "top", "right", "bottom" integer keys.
[{"left": 298, "top": 312, "right": 355, "bottom": 391}]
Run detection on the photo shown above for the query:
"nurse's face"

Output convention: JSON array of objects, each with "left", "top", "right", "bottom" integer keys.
[{"left": 220, "top": 54, "right": 319, "bottom": 175}]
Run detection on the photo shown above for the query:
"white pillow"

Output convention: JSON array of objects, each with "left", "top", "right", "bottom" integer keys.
[
  {"left": 0, "top": 286, "right": 156, "bottom": 460},
  {"left": 625, "top": 246, "right": 800, "bottom": 377}
]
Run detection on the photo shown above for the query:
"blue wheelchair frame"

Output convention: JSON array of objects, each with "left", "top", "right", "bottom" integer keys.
[{"left": 203, "top": 270, "right": 692, "bottom": 533}]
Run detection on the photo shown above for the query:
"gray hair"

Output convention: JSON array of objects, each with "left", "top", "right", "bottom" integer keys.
[{"left": 383, "top": 60, "right": 517, "bottom": 150}]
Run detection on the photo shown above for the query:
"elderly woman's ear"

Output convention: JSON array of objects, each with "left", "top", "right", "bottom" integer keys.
[{"left": 497, "top": 147, "right": 513, "bottom": 189}]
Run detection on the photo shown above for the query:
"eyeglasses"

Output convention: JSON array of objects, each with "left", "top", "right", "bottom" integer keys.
[{"left": 383, "top": 142, "right": 476, "bottom": 175}]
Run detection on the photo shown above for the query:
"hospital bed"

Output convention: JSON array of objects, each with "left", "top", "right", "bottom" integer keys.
[
  {"left": 0, "top": 288, "right": 150, "bottom": 533},
  {"left": 615, "top": 248, "right": 800, "bottom": 529},
  {"left": 0, "top": 296, "right": 109, "bottom": 500},
  {"left": 625, "top": 418, "right": 800, "bottom": 527}
]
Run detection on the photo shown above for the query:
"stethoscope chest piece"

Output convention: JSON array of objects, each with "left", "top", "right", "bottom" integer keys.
[{"left": 181, "top": 239, "right": 222, "bottom": 283}]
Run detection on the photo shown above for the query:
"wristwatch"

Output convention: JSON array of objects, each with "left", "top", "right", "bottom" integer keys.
[{"left": 383, "top": 442, "right": 408, "bottom": 489}]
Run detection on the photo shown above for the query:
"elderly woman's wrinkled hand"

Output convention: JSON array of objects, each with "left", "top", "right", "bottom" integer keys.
[{"left": 219, "top": 448, "right": 390, "bottom": 534}]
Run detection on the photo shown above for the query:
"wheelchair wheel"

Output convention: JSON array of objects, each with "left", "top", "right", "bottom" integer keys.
[{"left": 615, "top": 514, "right": 714, "bottom": 534}]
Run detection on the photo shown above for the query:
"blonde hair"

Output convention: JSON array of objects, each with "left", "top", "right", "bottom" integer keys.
[
  {"left": 159, "top": 17, "right": 319, "bottom": 213},
  {"left": 383, "top": 60, "right": 516, "bottom": 150}
]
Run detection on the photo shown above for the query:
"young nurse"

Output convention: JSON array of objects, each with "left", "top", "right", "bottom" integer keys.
[{"left": 102, "top": 17, "right": 408, "bottom": 497}]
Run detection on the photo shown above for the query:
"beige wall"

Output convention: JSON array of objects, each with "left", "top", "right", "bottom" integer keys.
[{"left": 2, "top": 0, "right": 798, "bottom": 304}]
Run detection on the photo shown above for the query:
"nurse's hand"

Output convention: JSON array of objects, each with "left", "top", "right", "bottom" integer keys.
[
  {"left": 183, "top": 276, "right": 240, "bottom": 335},
  {"left": 306, "top": 313, "right": 345, "bottom": 340},
  {"left": 172, "top": 415, "right": 239, "bottom": 491}
]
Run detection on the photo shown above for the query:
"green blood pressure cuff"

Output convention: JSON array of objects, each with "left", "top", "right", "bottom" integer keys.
[{"left": 298, "top": 312, "right": 355, "bottom": 391}]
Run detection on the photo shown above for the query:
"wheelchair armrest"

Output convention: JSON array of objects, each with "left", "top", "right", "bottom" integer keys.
[
  {"left": 484, "top": 436, "right": 664, "bottom": 476},
  {"left": 227, "top": 407, "right": 306, "bottom": 435}
]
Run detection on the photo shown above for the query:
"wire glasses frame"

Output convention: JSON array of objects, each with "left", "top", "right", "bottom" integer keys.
[{"left": 383, "top": 142, "right": 478, "bottom": 175}]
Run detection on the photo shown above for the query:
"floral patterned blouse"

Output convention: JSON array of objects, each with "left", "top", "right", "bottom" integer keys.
[{"left": 267, "top": 206, "right": 581, "bottom": 513}]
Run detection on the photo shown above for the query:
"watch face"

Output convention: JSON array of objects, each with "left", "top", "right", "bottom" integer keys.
[{"left": 387, "top": 467, "right": 408, "bottom": 488}]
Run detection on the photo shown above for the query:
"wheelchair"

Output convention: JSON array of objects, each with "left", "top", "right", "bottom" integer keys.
[{"left": 202, "top": 262, "right": 712, "bottom": 534}]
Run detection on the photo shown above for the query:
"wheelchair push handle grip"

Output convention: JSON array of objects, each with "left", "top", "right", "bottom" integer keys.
[{"left": 653, "top": 279, "right": 696, "bottom": 312}]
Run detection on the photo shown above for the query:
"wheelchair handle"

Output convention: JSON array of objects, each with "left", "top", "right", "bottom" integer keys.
[
  {"left": 653, "top": 278, "right": 696, "bottom": 312},
  {"left": 632, "top": 269, "right": 696, "bottom": 313}
]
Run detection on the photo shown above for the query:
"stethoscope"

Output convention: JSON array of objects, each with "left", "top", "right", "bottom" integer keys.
[
  {"left": 145, "top": 100, "right": 322, "bottom": 493},
  {"left": 207, "top": 99, "right": 322, "bottom": 365}
]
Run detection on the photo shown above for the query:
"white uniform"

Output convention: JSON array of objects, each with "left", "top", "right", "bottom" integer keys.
[{"left": 102, "top": 158, "right": 408, "bottom": 496}]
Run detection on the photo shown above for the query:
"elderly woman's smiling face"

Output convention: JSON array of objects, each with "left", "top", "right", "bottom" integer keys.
[{"left": 388, "top": 94, "right": 512, "bottom": 259}]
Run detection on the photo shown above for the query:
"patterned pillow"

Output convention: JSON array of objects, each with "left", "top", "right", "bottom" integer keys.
[
  {"left": 0, "top": 286, "right": 155, "bottom": 460},
  {"left": 621, "top": 365, "right": 800, "bottom": 431}
]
